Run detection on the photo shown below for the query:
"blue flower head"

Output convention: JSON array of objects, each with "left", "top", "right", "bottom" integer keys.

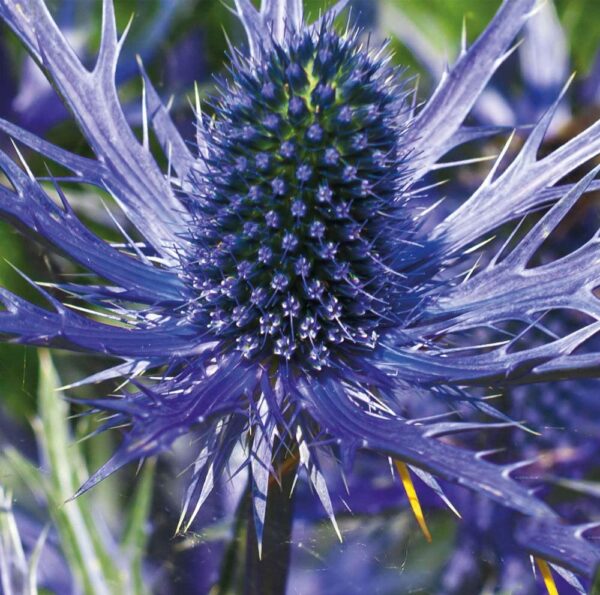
[
  {"left": 0, "top": 0, "right": 599, "bottom": 586},
  {"left": 186, "top": 21, "right": 419, "bottom": 369}
]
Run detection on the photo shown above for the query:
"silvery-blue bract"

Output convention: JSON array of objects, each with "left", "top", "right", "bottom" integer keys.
[{"left": 0, "top": 0, "right": 599, "bottom": 583}]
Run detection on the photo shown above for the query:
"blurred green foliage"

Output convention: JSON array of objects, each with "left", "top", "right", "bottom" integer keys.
[
  {"left": 389, "top": 0, "right": 598, "bottom": 74},
  {"left": 1, "top": 352, "right": 155, "bottom": 595}
]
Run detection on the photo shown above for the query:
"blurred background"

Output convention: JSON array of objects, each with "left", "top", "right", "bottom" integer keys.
[{"left": 0, "top": 1, "right": 599, "bottom": 593}]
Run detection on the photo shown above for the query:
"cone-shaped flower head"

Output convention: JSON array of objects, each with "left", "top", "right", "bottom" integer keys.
[{"left": 187, "top": 25, "right": 417, "bottom": 369}]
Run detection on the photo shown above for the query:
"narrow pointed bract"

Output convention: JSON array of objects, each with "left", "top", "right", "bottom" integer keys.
[{"left": 0, "top": 0, "right": 599, "bottom": 586}]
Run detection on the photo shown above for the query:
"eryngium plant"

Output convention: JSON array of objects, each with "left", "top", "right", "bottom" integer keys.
[{"left": 0, "top": 0, "right": 599, "bottom": 586}]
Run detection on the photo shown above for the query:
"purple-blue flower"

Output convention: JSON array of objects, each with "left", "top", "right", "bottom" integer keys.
[{"left": 0, "top": 0, "right": 599, "bottom": 588}]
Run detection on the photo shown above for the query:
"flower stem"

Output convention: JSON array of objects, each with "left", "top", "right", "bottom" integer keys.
[{"left": 244, "top": 454, "right": 298, "bottom": 595}]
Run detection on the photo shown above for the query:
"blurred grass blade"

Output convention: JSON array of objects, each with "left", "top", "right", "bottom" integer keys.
[
  {"left": 2, "top": 447, "right": 47, "bottom": 502},
  {"left": 122, "top": 459, "right": 155, "bottom": 595},
  {"left": 0, "top": 487, "right": 29, "bottom": 595},
  {"left": 26, "top": 525, "right": 49, "bottom": 595},
  {"left": 1, "top": 351, "right": 154, "bottom": 594},
  {"left": 35, "top": 350, "right": 118, "bottom": 595}
]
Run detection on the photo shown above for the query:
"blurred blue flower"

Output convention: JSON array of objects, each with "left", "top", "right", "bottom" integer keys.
[
  {"left": 437, "top": 376, "right": 600, "bottom": 594},
  {"left": 0, "top": 0, "right": 599, "bottom": 589},
  {"left": 0, "top": 0, "right": 201, "bottom": 136}
]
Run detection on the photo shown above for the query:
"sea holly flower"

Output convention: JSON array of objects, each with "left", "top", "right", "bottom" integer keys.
[{"left": 0, "top": 0, "right": 599, "bottom": 589}]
